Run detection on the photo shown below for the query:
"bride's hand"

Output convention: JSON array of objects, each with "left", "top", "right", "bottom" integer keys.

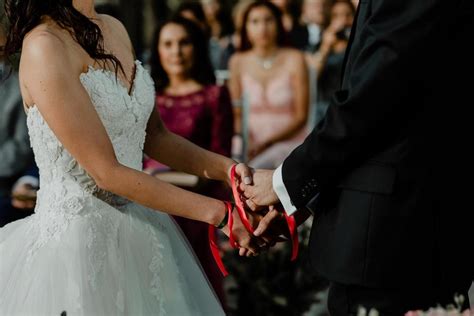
[
  {"left": 227, "top": 162, "right": 253, "bottom": 187},
  {"left": 221, "top": 205, "right": 266, "bottom": 257}
]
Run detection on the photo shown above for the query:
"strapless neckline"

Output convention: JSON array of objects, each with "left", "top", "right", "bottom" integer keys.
[{"left": 26, "top": 60, "right": 144, "bottom": 115}]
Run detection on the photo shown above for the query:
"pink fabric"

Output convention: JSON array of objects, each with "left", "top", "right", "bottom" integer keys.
[
  {"left": 241, "top": 72, "right": 297, "bottom": 146},
  {"left": 241, "top": 72, "right": 307, "bottom": 168}
]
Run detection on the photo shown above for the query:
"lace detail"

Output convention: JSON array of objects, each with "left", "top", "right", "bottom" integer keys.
[
  {"left": 25, "top": 60, "right": 156, "bottom": 286},
  {"left": 25, "top": 191, "right": 86, "bottom": 264},
  {"left": 116, "top": 290, "right": 125, "bottom": 313},
  {"left": 86, "top": 210, "right": 121, "bottom": 291},
  {"left": 1, "top": 60, "right": 225, "bottom": 315},
  {"left": 146, "top": 223, "right": 166, "bottom": 315}
]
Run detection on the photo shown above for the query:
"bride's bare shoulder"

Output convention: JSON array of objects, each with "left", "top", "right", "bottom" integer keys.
[
  {"left": 19, "top": 24, "right": 81, "bottom": 107},
  {"left": 23, "top": 20, "right": 80, "bottom": 66},
  {"left": 24, "top": 18, "right": 71, "bottom": 46},
  {"left": 21, "top": 20, "right": 84, "bottom": 73},
  {"left": 20, "top": 28, "right": 75, "bottom": 80}
]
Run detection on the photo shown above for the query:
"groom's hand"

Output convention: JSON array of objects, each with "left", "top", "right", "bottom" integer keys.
[
  {"left": 253, "top": 205, "right": 289, "bottom": 238},
  {"left": 221, "top": 205, "right": 265, "bottom": 257},
  {"left": 255, "top": 207, "right": 312, "bottom": 239},
  {"left": 240, "top": 169, "right": 279, "bottom": 211}
]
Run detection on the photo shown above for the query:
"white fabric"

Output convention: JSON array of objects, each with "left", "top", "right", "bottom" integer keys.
[
  {"left": 12, "top": 175, "right": 39, "bottom": 191},
  {"left": 307, "top": 24, "right": 322, "bottom": 47},
  {"left": 272, "top": 164, "right": 297, "bottom": 215},
  {"left": 0, "top": 60, "right": 224, "bottom": 316}
]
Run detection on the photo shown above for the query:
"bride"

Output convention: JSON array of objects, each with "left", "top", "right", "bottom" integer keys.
[{"left": 0, "top": 0, "right": 269, "bottom": 314}]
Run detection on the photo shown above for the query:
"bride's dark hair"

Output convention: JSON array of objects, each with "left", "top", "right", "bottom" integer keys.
[{"left": 2, "top": 0, "right": 123, "bottom": 74}]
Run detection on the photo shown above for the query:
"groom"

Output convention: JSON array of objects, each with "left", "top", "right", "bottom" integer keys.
[{"left": 241, "top": 0, "right": 474, "bottom": 314}]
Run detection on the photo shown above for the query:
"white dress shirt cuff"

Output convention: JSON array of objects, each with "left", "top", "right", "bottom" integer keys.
[{"left": 272, "top": 164, "right": 298, "bottom": 216}]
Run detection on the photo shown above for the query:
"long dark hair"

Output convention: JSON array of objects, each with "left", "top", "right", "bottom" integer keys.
[
  {"left": 149, "top": 16, "right": 215, "bottom": 93},
  {"left": 240, "top": 1, "right": 287, "bottom": 52},
  {"left": 2, "top": 0, "right": 122, "bottom": 74},
  {"left": 175, "top": 2, "right": 210, "bottom": 38}
]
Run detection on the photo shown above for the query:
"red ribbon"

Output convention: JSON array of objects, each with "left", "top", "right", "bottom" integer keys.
[
  {"left": 209, "top": 165, "right": 300, "bottom": 277},
  {"left": 284, "top": 212, "right": 298, "bottom": 261},
  {"left": 208, "top": 201, "right": 235, "bottom": 277},
  {"left": 230, "top": 165, "right": 299, "bottom": 262},
  {"left": 230, "top": 166, "right": 255, "bottom": 234}
]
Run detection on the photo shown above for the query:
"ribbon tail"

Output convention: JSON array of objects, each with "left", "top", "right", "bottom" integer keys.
[
  {"left": 285, "top": 213, "right": 299, "bottom": 261},
  {"left": 230, "top": 165, "right": 255, "bottom": 234},
  {"left": 208, "top": 225, "right": 229, "bottom": 277}
]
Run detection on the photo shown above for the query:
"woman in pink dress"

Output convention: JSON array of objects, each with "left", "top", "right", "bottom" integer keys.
[
  {"left": 229, "top": 1, "right": 309, "bottom": 168},
  {"left": 145, "top": 16, "right": 234, "bottom": 306}
]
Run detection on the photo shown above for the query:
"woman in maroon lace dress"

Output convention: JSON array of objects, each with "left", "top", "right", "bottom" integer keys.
[{"left": 146, "top": 16, "right": 233, "bottom": 306}]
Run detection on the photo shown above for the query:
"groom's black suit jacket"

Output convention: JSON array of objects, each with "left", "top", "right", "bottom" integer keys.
[{"left": 282, "top": 0, "right": 474, "bottom": 288}]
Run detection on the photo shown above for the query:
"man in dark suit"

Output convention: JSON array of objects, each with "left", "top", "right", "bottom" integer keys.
[{"left": 241, "top": 0, "right": 474, "bottom": 313}]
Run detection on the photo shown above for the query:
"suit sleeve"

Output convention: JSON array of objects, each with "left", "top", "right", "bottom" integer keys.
[{"left": 281, "top": 0, "right": 451, "bottom": 209}]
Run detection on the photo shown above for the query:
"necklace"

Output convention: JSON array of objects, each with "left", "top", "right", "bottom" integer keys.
[{"left": 255, "top": 53, "right": 278, "bottom": 70}]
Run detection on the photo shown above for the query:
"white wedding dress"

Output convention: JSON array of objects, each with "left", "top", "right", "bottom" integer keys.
[{"left": 0, "top": 61, "right": 225, "bottom": 316}]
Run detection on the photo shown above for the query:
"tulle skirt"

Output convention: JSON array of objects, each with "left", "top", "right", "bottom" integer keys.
[{"left": 0, "top": 195, "right": 224, "bottom": 316}]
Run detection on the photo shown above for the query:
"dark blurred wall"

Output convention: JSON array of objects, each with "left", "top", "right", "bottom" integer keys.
[{"left": 119, "top": 0, "right": 145, "bottom": 58}]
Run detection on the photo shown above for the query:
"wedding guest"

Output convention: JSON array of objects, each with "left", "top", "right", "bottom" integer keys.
[
  {"left": 308, "top": 0, "right": 355, "bottom": 125},
  {"left": 270, "top": 0, "right": 308, "bottom": 50},
  {"left": 10, "top": 167, "right": 39, "bottom": 212},
  {"left": 214, "top": 0, "right": 253, "bottom": 76},
  {"left": 301, "top": 0, "right": 330, "bottom": 53},
  {"left": 229, "top": 1, "right": 309, "bottom": 168},
  {"left": 229, "top": 0, "right": 253, "bottom": 52},
  {"left": 201, "top": 0, "right": 235, "bottom": 70},
  {"left": 0, "top": 23, "right": 36, "bottom": 226},
  {"left": 146, "top": 16, "right": 234, "bottom": 306},
  {"left": 175, "top": 1, "right": 210, "bottom": 36}
]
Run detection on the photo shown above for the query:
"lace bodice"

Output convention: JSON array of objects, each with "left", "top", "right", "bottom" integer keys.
[
  {"left": 27, "top": 60, "right": 155, "bottom": 211},
  {"left": 0, "top": 61, "right": 224, "bottom": 315}
]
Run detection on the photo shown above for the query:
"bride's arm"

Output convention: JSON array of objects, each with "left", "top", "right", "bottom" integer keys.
[
  {"left": 144, "top": 110, "right": 245, "bottom": 185},
  {"left": 20, "top": 32, "right": 260, "bottom": 252}
]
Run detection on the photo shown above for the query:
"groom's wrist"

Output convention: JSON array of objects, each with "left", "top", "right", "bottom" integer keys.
[{"left": 272, "top": 165, "right": 298, "bottom": 215}]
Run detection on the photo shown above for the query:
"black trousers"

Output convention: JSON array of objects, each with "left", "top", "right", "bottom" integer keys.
[{"left": 328, "top": 281, "right": 471, "bottom": 316}]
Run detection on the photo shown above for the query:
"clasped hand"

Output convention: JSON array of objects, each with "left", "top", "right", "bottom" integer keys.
[{"left": 226, "top": 165, "right": 290, "bottom": 257}]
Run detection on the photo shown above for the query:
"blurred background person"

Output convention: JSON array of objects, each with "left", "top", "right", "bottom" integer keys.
[
  {"left": 301, "top": 0, "right": 330, "bottom": 53},
  {"left": 229, "top": 0, "right": 253, "bottom": 52},
  {"left": 307, "top": 0, "right": 355, "bottom": 125},
  {"left": 270, "top": 0, "right": 308, "bottom": 50},
  {"left": 175, "top": 1, "right": 210, "bottom": 35},
  {"left": 146, "top": 16, "right": 234, "bottom": 307},
  {"left": 201, "top": 0, "right": 235, "bottom": 70},
  {"left": 0, "top": 19, "right": 37, "bottom": 227},
  {"left": 351, "top": 0, "right": 359, "bottom": 8},
  {"left": 229, "top": 1, "right": 309, "bottom": 168}
]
